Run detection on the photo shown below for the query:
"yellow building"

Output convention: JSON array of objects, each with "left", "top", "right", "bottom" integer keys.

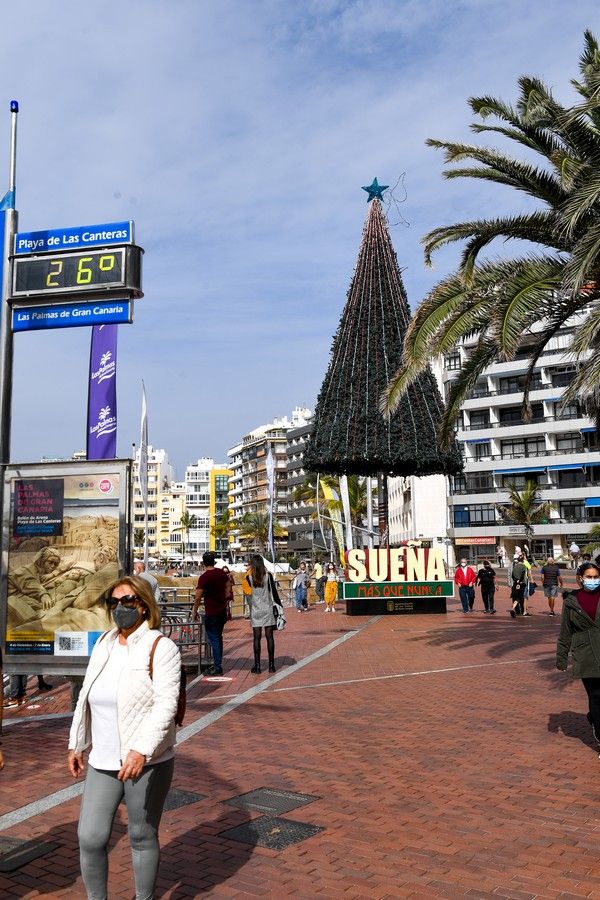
[{"left": 156, "top": 481, "right": 186, "bottom": 562}]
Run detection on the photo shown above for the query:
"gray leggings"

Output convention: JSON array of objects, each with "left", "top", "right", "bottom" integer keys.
[{"left": 78, "top": 758, "right": 174, "bottom": 900}]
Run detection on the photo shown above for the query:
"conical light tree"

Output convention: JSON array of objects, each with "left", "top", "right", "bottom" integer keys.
[{"left": 305, "top": 184, "right": 462, "bottom": 478}]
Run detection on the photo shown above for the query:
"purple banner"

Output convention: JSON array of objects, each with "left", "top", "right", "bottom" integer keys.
[{"left": 86, "top": 324, "right": 118, "bottom": 459}]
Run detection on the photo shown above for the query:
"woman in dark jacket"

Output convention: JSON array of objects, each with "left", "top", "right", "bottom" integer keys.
[{"left": 556, "top": 562, "right": 600, "bottom": 751}]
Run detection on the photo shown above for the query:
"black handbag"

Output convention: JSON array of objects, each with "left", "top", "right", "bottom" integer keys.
[{"left": 267, "top": 574, "right": 286, "bottom": 630}]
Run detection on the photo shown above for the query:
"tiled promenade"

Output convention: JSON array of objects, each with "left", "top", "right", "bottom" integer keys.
[{"left": 1, "top": 579, "right": 598, "bottom": 898}]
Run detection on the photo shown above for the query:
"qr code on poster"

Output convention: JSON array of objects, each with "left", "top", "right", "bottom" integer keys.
[{"left": 54, "top": 632, "right": 87, "bottom": 655}]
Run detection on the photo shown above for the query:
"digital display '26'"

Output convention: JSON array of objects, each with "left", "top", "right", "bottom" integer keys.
[{"left": 13, "top": 248, "right": 125, "bottom": 296}]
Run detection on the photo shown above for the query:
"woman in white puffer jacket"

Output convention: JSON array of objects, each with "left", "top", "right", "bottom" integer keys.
[{"left": 68, "top": 575, "right": 181, "bottom": 900}]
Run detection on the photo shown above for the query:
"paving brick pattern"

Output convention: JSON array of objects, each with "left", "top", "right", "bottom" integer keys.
[{"left": 1, "top": 580, "right": 598, "bottom": 898}]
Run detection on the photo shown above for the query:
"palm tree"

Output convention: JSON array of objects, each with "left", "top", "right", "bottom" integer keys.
[
  {"left": 239, "top": 511, "right": 286, "bottom": 554},
  {"left": 496, "top": 482, "right": 555, "bottom": 539},
  {"left": 583, "top": 524, "right": 600, "bottom": 555},
  {"left": 211, "top": 510, "right": 231, "bottom": 556},
  {"left": 322, "top": 475, "right": 375, "bottom": 528},
  {"left": 133, "top": 527, "right": 145, "bottom": 549},
  {"left": 179, "top": 511, "right": 197, "bottom": 564},
  {"left": 383, "top": 30, "right": 600, "bottom": 444}
]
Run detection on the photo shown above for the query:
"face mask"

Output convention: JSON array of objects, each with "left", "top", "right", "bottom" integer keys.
[
  {"left": 582, "top": 578, "right": 600, "bottom": 592},
  {"left": 112, "top": 603, "right": 142, "bottom": 629}
]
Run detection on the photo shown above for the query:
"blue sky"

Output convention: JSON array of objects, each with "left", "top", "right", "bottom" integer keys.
[{"left": 1, "top": 0, "right": 598, "bottom": 475}]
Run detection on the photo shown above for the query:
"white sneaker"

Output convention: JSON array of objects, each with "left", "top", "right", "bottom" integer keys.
[
  {"left": 332, "top": 608, "right": 336, "bottom": 613},
  {"left": 325, "top": 607, "right": 330, "bottom": 613}
]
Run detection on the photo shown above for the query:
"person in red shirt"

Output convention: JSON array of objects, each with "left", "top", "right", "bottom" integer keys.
[
  {"left": 193, "top": 552, "right": 231, "bottom": 676},
  {"left": 454, "top": 557, "right": 477, "bottom": 613}
]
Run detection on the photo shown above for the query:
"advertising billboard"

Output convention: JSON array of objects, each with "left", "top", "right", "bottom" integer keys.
[{"left": 1, "top": 460, "right": 131, "bottom": 673}]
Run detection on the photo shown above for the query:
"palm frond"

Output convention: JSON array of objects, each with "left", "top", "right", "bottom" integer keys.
[
  {"left": 423, "top": 211, "right": 567, "bottom": 272},
  {"left": 563, "top": 227, "right": 600, "bottom": 296},
  {"left": 492, "top": 256, "right": 564, "bottom": 355},
  {"left": 427, "top": 138, "right": 567, "bottom": 206},
  {"left": 561, "top": 170, "right": 600, "bottom": 236}
]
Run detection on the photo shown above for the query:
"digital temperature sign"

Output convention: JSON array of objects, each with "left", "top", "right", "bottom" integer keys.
[{"left": 10, "top": 244, "right": 143, "bottom": 302}]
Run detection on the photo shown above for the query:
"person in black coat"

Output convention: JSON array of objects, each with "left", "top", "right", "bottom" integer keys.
[{"left": 476, "top": 559, "right": 496, "bottom": 614}]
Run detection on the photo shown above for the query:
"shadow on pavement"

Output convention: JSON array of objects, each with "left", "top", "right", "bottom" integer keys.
[
  {"left": 547, "top": 710, "right": 599, "bottom": 751},
  {"left": 157, "top": 759, "right": 258, "bottom": 898},
  {"left": 408, "top": 616, "right": 558, "bottom": 660}
]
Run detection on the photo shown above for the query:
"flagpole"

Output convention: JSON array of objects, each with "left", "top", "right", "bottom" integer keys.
[
  {"left": 139, "top": 382, "right": 149, "bottom": 570},
  {"left": 0, "top": 101, "right": 19, "bottom": 465}
]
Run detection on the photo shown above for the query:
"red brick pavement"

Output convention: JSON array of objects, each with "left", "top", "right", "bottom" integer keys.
[{"left": 1, "top": 583, "right": 599, "bottom": 899}]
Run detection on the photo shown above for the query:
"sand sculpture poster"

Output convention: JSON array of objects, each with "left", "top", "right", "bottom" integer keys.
[{"left": 5, "top": 472, "right": 122, "bottom": 656}]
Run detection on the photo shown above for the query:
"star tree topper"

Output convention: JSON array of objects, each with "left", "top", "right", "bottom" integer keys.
[{"left": 361, "top": 177, "right": 389, "bottom": 202}]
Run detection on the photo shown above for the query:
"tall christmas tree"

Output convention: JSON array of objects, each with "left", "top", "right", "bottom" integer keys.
[{"left": 305, "top": 180, "right": 462, "bottom": 478}]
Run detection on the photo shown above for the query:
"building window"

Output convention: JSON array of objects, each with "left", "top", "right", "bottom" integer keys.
[
  {"left": 469, "top": 381, "right": 489, "bottom": 399},
  {"left": 498, "top": 373, "right": 543, "bottom": 394},
  {"left": 556, "top": 432, "right": 584, "bottom": 453},
  {"left": 502, "top": 473, "right": 540, "bottom": 489},
  {"left": 499, "top": 403, "right": 543, "bottom": 425},
  {"left": 557, "top": 470, "right": 585, "bottom": 489},
  {"left": 469, "top": 504, "right": 496, "bottom": 523},
  {"left": 453, "top": 472, "right": 493, "bottom": 493},
  {"left": 469, "top": 473, "right": 493, "bottom": 492},
  {"left": 560, "top": 500, "right": 584, "bottom": 521},
  {"left": 445, "top": 353, "right": 461, "bottom": 371},
  {"left": 554, "top": 401, "right": 581, "bottom": 420},
  {"left": 452, "top": 475, "right": 467, "bottom": 493},
  {"left": 550, "top": 366, "right": 577, "bottom": 388},
  {"left": 453, "top": 504, "right": 495, "bottom": 526},
  {"left": 469, "top": 410, "right": 490, "bottom": 429},
  {"left": 474, "top": 442, "right": 492, "bottom": 460},
  {"left": 501, "top": 437, "right": 546, "bottom": 458}
]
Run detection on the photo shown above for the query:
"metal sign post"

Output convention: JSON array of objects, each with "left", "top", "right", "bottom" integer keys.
[
  {"left": 0, "top": 103, "right": 144, "bottom": 681},
  {"left": 0, "top": 101, "right": 19, "bottom": 465}
]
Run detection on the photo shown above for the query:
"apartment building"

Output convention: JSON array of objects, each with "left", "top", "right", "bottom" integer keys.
[
  {"left": 156, "top": 481, "right": 186, "bottom": 560},
  {"left": 228, "top": 407, "right": 312, "bottom": 557},
  {"left": 444, "top": 321, "right": 599, "bottom": 563},
  {"left": 388, "top": 474, "right": 449, "bottom": 551},
  {"left": 286, "top": 420, "right": 321, "bottom": 558},
  {"left": 183, "top": 458, "right": 229, "bottom": 560},
  {"left": 132, "top": 446, "right": 174, "bottom": 558},
  {"left": 209, "top": 467, "right": 233, "bottom": 556}
]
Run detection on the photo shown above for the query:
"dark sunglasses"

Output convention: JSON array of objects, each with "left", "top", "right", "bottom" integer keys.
[{"left": 106, "top": 594, "right": 139, "bottom": 609}]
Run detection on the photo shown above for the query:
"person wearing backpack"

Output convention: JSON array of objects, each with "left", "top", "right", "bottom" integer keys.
[{"left": 68, "top": 575, "right": 181, "bottom": 900}]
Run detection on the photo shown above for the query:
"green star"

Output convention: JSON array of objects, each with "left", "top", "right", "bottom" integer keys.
[{"left": 361, "top": 177, "right": 389, "bottom": 202}]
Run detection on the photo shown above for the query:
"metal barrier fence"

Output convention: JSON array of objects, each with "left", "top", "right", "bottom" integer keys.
[{"left": 158, "top": 601, "right": 212, "bottom": 674}]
